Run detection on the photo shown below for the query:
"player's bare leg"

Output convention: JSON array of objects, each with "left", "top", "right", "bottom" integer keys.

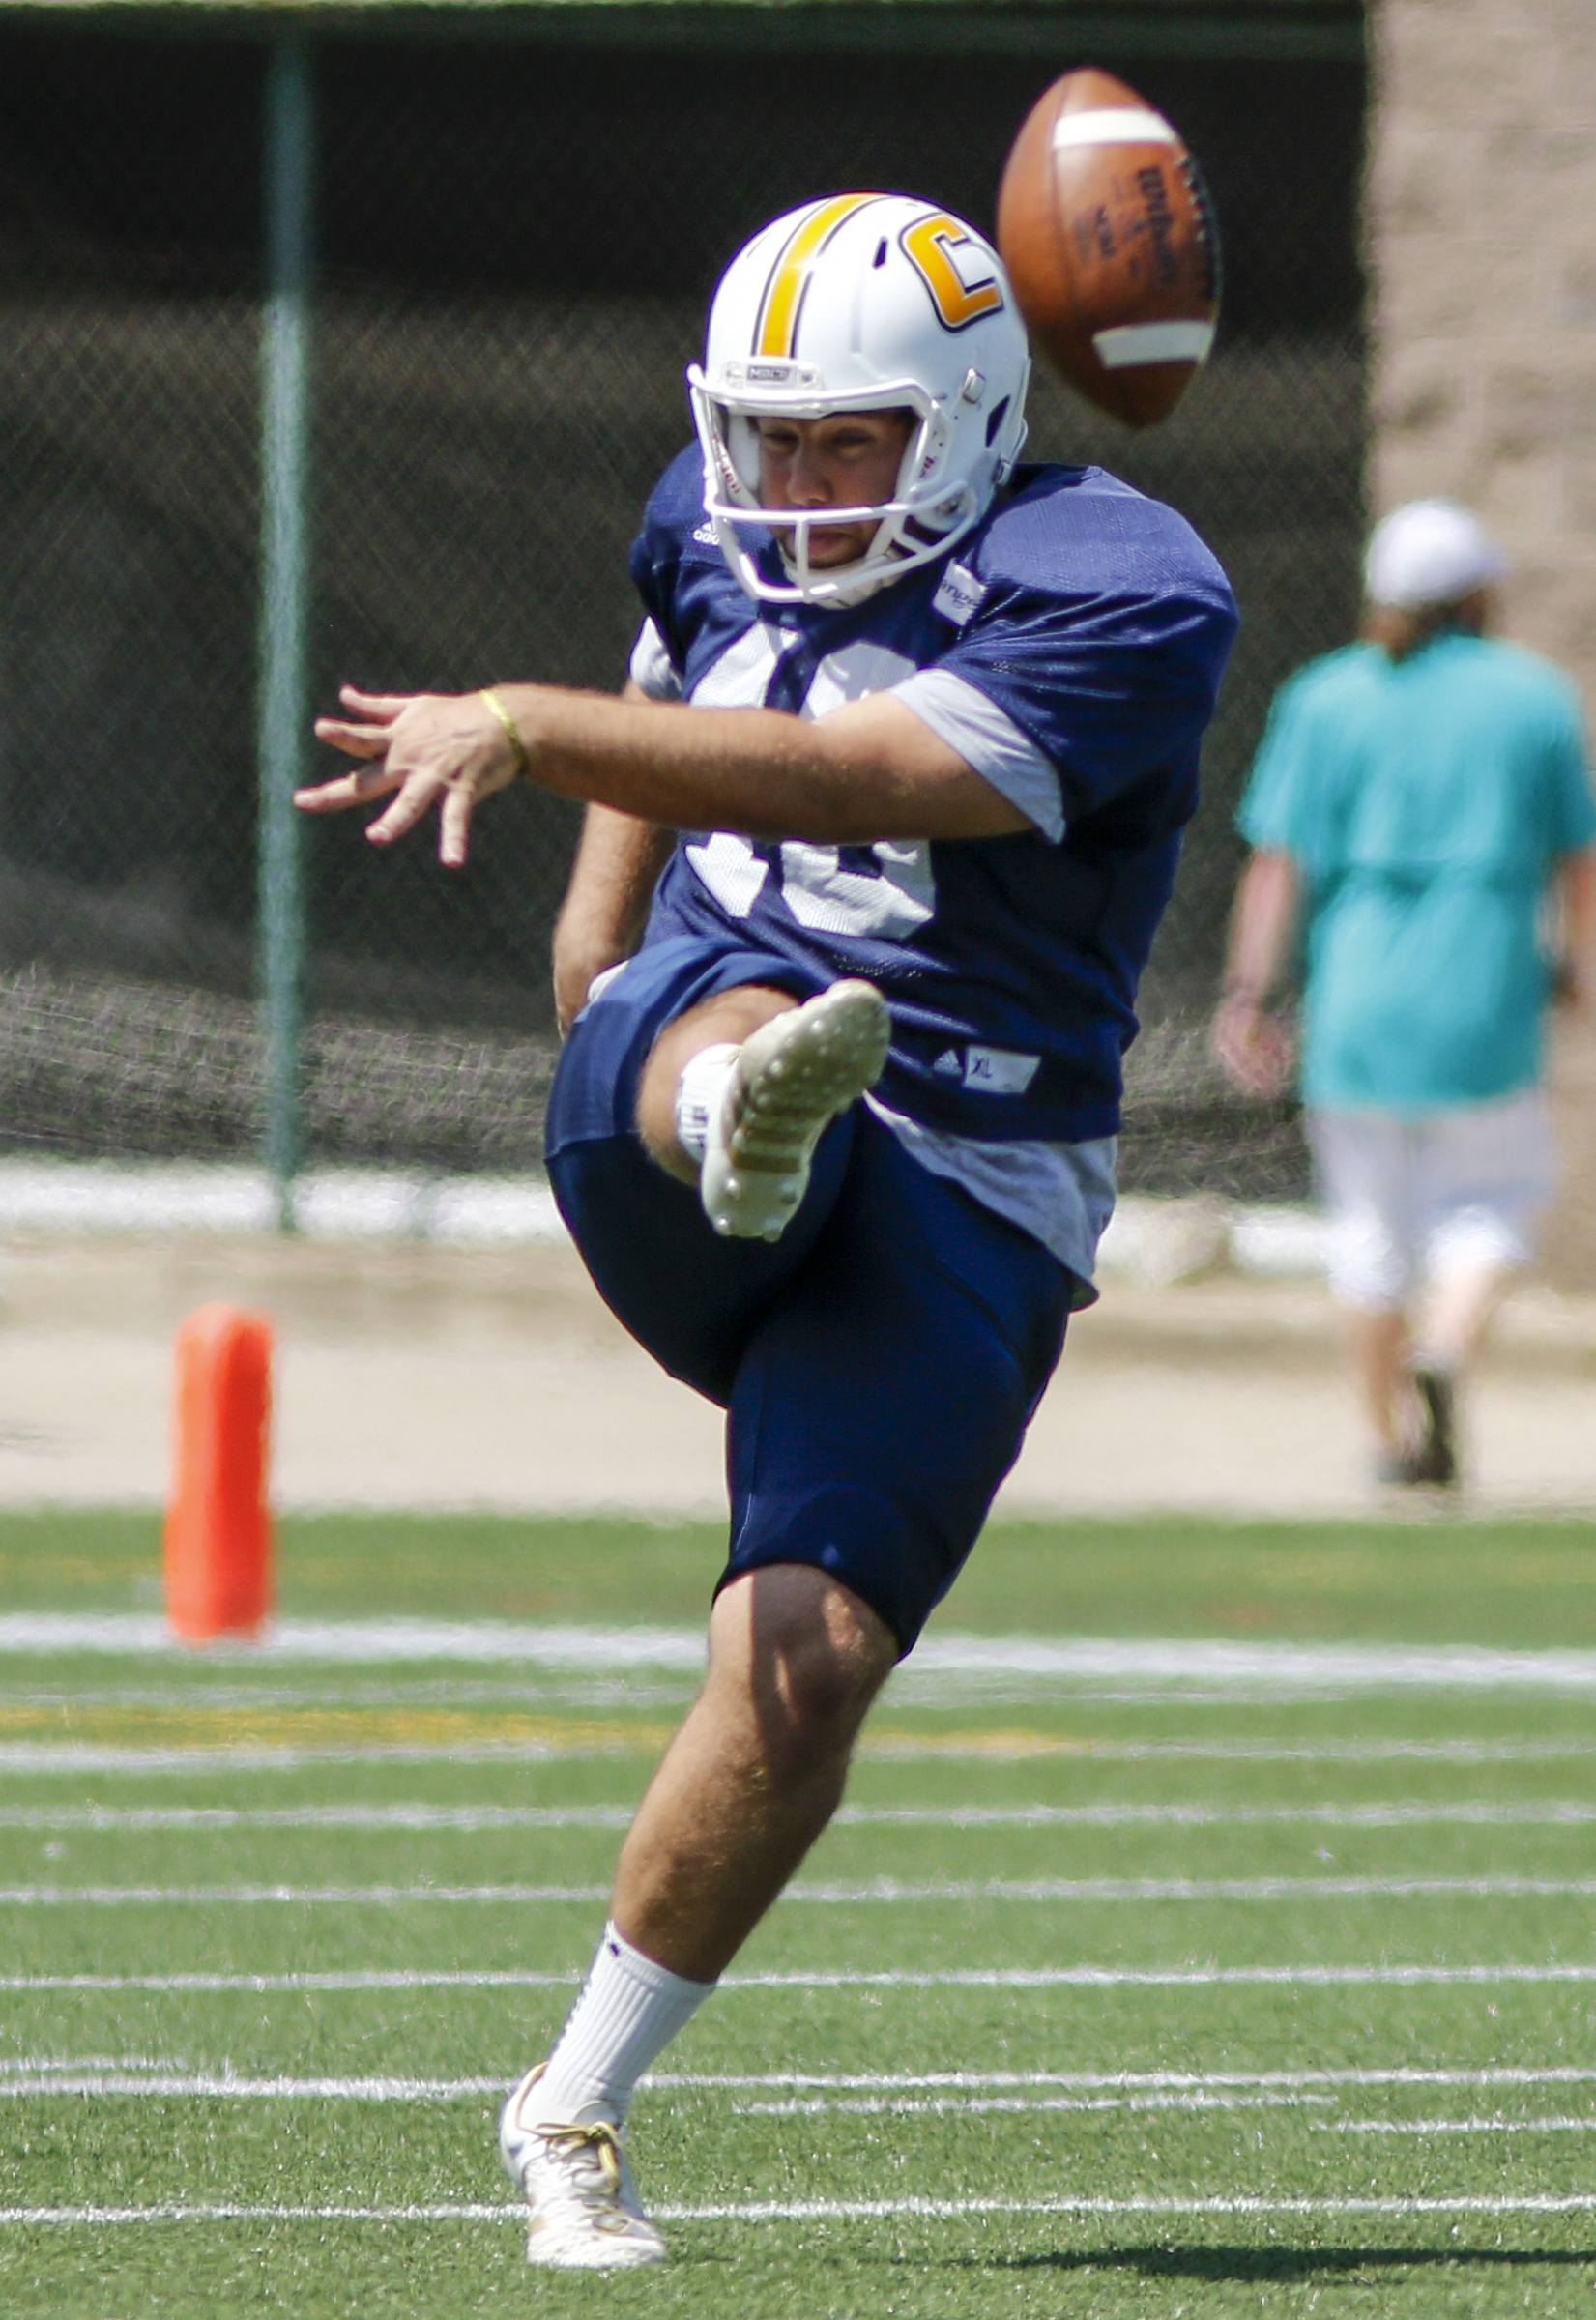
[
  {"left": 611, "top": 1563, "right": 897, "bottom": 1978},
  {"left": 1417, "top": 1257, "right": 1515, "bottom": 1376},
  {"left": 499, "top": 1565, "right": 895, "bottom": 2265},
  {"left": 1340, "top": 1303, "right": 1413, "bottom": 1472},
  {"left": 1344, "top": 1269, "right": 1512, "bottom": 1488}
]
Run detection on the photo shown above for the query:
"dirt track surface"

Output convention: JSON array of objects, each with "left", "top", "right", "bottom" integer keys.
[{"left": 0, "top": 1234, "right": 1591, "bottom": 1518}]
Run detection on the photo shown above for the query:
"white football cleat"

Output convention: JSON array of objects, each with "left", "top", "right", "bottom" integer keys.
[
  {"left": 499, "top": 2062, "right": 667, "bottom": 2269},
  {"left": 700, "top": 979, "right": 890, "bottom": 1242}
]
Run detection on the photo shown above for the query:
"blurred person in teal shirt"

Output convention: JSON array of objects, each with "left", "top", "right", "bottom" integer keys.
[{"left": 1214, "top": 501, "right": 1596, "bottom": 1486}]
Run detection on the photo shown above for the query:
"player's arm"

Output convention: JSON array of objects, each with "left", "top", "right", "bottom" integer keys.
[
  {"left": 1210, "top": 847, "right": 1298, "bottom": 1098},
  {"left": 301, "top": 679, "right": 1030, "bottom": 868},
  {"left": 553, "top": 801, "right": 677, "bottom": 1036},
  {"left": 1551, "top": 846, "right": 1596, "bottom": 1009},
  {"left": 548, "top": 679, "right": 679, "bottom": 1034}
]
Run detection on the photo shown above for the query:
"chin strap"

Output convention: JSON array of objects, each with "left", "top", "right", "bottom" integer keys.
[{"left": 774, "top": 541, "right": 912, "bottom": 609}]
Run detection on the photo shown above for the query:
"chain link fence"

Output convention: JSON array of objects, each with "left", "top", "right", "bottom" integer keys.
[{"left": 0, "top": 7, "right": 1366, "bottom": 1201}]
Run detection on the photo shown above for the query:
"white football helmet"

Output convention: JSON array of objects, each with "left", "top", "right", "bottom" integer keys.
[{"left": 688, "top": 193, "right": 1031, "bottom": 606}]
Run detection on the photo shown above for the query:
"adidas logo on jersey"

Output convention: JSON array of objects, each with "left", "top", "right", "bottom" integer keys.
[
  {"left": 692, "top": 522, "right": 718, "bottom": 546},
  {"left": 932, "top": 1045, "right": 1041, "bottom": 1093}
]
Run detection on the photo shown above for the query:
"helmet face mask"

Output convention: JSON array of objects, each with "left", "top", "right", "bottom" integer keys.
[{"left": 689, "top": 195, "right": 1031, "bottom": 607}]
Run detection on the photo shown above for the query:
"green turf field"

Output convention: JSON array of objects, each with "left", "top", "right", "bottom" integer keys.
[{"left": 3, "top": 1508, "right": 1596, "bottom": 2315}]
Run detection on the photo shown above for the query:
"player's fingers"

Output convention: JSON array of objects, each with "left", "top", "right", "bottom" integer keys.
[
  {"left": 337, "top": 685, "right": 412, "bottom": 719},
  {"left": 312, "top": 716, "right": 393, "bottom": 759},
  {"left": 438, "top": 784, "right": 474, "bottom": 869},
  {"left": 1212, "top": 1025, "right": 1276, "bottom": 1101},
  {"left": 294, "top": 771, "right": 379, "bottom": 814},
  {"left": 363, "top": 770, "right": 447, "bottom": 849},
  {"left": 1208, "top": 1017, "right": 1249, "bottom": 1083},
  {"left": 1250, "top": 1040, "right": 1291, "bottom": 1099},
  {"left": 296, "top": 751, "right": 406, "bottom": 805}
]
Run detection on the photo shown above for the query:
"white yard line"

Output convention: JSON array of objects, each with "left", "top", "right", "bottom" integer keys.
[
  {"left": 781, "top": 1877, "right": 1596, "bottom": 1902},
  {"left": 3, "top": 1962, "right": 1594, "bottom": 1992},
  {"left": 844, "top": 1803, "right": 1596, "bottom": 1828},
  {"left": 1321, "top": 2117, "right": 1596, "bottom": 2134},
  {"left": 14, "top": 1618, "right": 1596, "bottom": 1694},
  {"left": 0, "top": 1745, "right": 635, "bottom": 1772},
  {"left": 0, "top": 1875, "right": 1588, "bottom": 1905},
  {"left": 661, "top": 2068, "right": 1596, "bottom": 2089},
  {"left": 733, "top": 1961, "right": 1596, "bottom": 1986},
  {"left": 0, "top": 1617, "right": 704, "bottom": 1664},
  {"left": 740, "top": 2093, "right": 1334, "bottom": 2116},
  {"left": 968, "top": 1741, "right": 1596, "bottom": 1763},
  {"left": 4, "top": 1800, "right": 1596, "bottom": 1831},
  {"left": 0, "top": 2072, "right": 508, "bottom": 2099},
  {"left": 1026, "top": 1742, "right": 1596, "bottom": 1763},
  {"left": 0, "top": 1801, "right": 576, "bottom": 1830},
  {"left": 0, "top": 1969, "right": 581, "bottom": 1991},
  {"left": 6, "top": 2064, "right": 1596, "bottom": 2111},
  {"left": 6, "top": 2069, "right": 1586, "bottom": 2106},
  {"left": 646, "top": 2194, "right": 1596, "bottom": 2218},
  {"left": 0, "top": 2074, "right": 1336, "bottom": 2108},
  {"left": 2, "top": 1737, "right": 1593, "bottom": 1773},
  {"left": 5, "top": 2195, "right": 1596, "bottom": 2224},
  {"left": 0, "top": 2203, "right": 525, "bottom": 2224},
  {"left": 0, "top": 1883, "right": 610, "bottom": 1904}
]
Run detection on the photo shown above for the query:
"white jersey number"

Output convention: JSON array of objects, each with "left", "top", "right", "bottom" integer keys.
[
  {"left": 686, "top": 833, "right": 935, "bottom": 941},
  {"left": 685, "top": 633, "right": 938, "bottom": 941},
  {"left": 779, "top": 839, "right": 936, "bottom": 938}
]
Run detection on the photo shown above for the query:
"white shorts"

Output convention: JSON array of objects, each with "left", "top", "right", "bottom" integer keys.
[{"left": 1307, "top": 1088, "right": 1556, "bottom": 1310}]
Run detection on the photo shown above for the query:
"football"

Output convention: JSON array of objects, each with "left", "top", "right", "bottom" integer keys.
[{"left": 996, "top": 67, "right": 1220, "bottom": 427}]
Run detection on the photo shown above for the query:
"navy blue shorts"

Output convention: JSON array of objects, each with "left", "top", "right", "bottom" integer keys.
[{"left": 544, "top": 936, "right": 1072, "bottom": 1656}]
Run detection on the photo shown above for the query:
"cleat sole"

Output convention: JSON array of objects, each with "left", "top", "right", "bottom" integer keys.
[{"left": 700, "top": 981, "right": 889, "bottom": 1242}]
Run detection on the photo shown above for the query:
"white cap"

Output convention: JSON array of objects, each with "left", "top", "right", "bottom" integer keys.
[{"left": 1364, "top": 499, "right": 1506, "bottom": 610}]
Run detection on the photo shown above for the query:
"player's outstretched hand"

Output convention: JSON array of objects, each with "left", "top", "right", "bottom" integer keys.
[{"left": 300, "top": 685, "right": 524, "bottom": 867}]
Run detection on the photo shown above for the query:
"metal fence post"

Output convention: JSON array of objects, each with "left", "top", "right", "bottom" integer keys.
[{"left": 256, "top": 28, "right": 315, "bottom": 1232}]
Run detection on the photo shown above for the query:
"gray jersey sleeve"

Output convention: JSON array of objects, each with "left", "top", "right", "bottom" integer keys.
[
  {"left": 628, "top": 618, "right": 684, "bottom": 703},
  {"left": 891, "top": 668, "right": 1065, "bottom": 843}
]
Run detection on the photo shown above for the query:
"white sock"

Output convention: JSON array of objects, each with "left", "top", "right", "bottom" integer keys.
[
  {"left": 531, "top": 1923, "right": 716, "bottom": 2127},
  {"left": 673, "top": 1042, "right": 740, "bottom": 1167}
]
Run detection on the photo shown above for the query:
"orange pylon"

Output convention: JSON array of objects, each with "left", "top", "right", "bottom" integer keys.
[{"left": 164, "top": 1303, "right": 275, "bottom": 1642}]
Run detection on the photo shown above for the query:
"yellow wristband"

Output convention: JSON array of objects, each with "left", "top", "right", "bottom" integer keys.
[{"left": 479, "top": 687, "right": 530, "bottom": 777}]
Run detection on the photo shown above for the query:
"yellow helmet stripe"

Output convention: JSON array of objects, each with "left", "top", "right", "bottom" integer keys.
[{"left": 754, "top": 193, "right": 885, "bottom": 360}]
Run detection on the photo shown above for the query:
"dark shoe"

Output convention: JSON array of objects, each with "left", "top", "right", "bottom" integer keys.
[
  {"left": 1373, "top": 1447, "right": 1428, "bottom": 1488},
  {"left": 1408, "top": 1365, "right": 1459, "bottom": 1487}
]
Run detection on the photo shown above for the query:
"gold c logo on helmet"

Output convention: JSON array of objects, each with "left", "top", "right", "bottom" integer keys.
[
  {"left": 754, "top": 193, "right": 885, "bottom": 359},
  {"left": 899, "top": 213, "right": 1003, "bottom": 332}
]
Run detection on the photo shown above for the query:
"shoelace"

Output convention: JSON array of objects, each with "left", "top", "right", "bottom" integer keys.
[{"left": 535, "top": 2119, "right": 624, "bottom": 2207}]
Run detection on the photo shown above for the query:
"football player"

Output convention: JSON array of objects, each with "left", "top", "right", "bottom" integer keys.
[{"left": 301, "top": 192, "right": 1237, "bottom": 2268}]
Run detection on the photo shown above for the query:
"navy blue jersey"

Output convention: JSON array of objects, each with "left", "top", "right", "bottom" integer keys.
[{"left": 629, "top": 446, "right": 1236, "bottom": 1143}]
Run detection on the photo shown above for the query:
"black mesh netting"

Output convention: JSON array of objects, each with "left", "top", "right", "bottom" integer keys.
[{"left": 0, "top": 14, "right": 1364, "bottom": 1197}]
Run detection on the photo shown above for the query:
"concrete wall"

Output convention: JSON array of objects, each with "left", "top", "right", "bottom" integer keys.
[{"left": 1369, "top": 0, "right": 1596, "bottom": 1285}]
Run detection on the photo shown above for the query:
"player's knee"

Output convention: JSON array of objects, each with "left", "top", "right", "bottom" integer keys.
[
  {"left": 710, "top": 1565, "right": 894, "bottom": 1767},
  {"left": 766, "top": 1629, "right": 877, "bottom": 1760}
]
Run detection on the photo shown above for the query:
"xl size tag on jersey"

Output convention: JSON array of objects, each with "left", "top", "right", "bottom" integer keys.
[
  {"left": 933, "top": 562, "right": 985, "bottom": 627},
  {"left": 963, "top": 1045, "right": 1041, "bottom": 1094}
]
